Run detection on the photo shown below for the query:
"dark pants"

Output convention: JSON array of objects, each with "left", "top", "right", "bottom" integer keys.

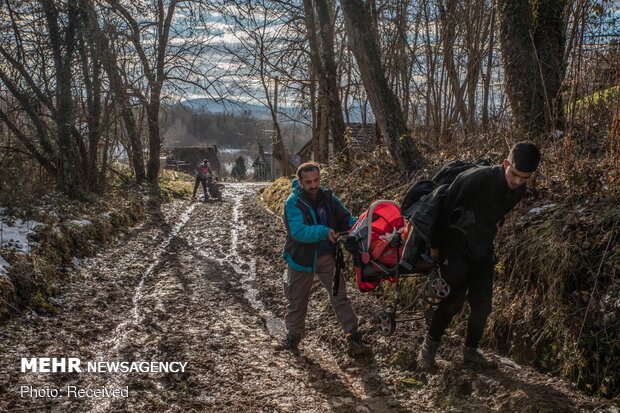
[
  {"left": 428, "top": 239, "right": 494, "bottom": 348},
  {"left": 283, "top": 255, "right": 358, "bottom": 339},
  {"left": 193, "top": 176, "right": 207, "bottom": 198}
]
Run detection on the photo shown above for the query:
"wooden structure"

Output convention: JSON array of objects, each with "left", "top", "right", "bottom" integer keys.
[
  {"left": 165, "top": 145, "right": 222, "bottom": 176},
  {"left": 252, "top": 144, "right": 281, "bottom": 181},
  {"left": 296, "top": 123, "right": 379, "bottom": 162},
  {"left": 345, "top": 123, "right": 379, "bottom": 151}
]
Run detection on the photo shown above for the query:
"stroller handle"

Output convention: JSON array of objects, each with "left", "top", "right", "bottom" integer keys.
[{"left": 335, "top": 230, "right": 351, "bottom": 244}]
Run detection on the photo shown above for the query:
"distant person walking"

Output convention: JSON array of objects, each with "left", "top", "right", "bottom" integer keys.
[{"left": 192, "top": 159, "right": 212, "bottom": 200}]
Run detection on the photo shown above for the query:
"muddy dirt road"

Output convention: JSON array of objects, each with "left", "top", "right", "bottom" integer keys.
[{"left": 0, "top": 183, "right": 614, "bottom": 412}]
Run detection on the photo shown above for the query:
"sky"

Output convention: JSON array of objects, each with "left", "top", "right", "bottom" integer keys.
[{"left": 161, "top": 0, "right": 620, "bottom": 124}]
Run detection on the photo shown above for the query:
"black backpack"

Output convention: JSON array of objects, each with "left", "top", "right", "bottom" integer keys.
[
  {"left": 401, "top": 158, "right": 491, "bottom": 213},
  {"left": 398, "top": 158, "right": 491, "bottom": 271}
]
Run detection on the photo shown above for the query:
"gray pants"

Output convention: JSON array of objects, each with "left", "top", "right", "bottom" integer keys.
[{"left": 283, "top": 254, "right": 359, "bottom": 339}]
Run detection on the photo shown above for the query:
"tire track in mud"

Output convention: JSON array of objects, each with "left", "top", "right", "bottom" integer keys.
[
  {"left": 2, "top": 183, "right": 607, "bottom": 413},
  {"left": 102, "top": 183, "right": 368, "bottom": 412},
  {"left": 0, "top": 204, "right": 192, "bottom": 412},
  {"left": 0, "top": 184, "right": 380, "bottom": 413},
  {"left": 85, "top": 202, "right": 198, "bottom": 413}
]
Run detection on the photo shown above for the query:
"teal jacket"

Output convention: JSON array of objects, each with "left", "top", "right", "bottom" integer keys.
[{"left": 283, "top": 179, "right": 356, "bottom": 272}]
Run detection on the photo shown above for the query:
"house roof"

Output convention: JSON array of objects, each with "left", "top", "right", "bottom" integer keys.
[
  {"left": 253, "top": 151, "right": 272, "bottom": 167},
  {"left": 295, "top": 123, "right": 377, "bottom": 157},
  {"left": 296, "top": 139, "right": 312, "bottom": 157},
  {"left": 166, "top": 146, "right": 221, "bottom": 171}
]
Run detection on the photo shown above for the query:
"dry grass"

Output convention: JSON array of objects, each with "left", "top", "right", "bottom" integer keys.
[{"left": 259, "top": 177, "right": 294, "bottom": 217}]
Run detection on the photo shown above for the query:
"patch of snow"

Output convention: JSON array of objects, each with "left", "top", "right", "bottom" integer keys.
[
  {"left": 499, "top": 357, "right": 522, "bottom": 369},
  {"left": 219, "top": 148, "right": 244, "bottom": 154},
  {"left": 67, "top": 219, "right": 92, "bottom": 227},
  {"left": 0, "top": 212, "right": 38, "bottom": 253},
  {"left": 528, "top": 203, "right": 557, "bottom": 215},
  {"left": 0, "top": 255, "right": 9, "bottom": 277}
]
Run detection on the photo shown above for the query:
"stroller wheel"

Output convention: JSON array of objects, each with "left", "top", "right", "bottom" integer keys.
[
  {"left": 424, "top": 276, "right": 450, "bottom": 305},
  {"left": 376, "top": 312, "right": 396, "bottom": 336}
]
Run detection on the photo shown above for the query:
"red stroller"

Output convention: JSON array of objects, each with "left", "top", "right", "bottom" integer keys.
[{"left": 336, "top": 200, "right": 449, "bottom": 336}]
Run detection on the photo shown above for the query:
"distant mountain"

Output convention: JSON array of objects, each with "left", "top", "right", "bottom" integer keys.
[
  {"left": 178, "top": 97, "right": 368, "bottom": 123},
  {"left": 180, "top": 97, "right": 285, "bottom": 120}
]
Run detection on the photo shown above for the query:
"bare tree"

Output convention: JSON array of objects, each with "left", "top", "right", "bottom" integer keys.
[
  {"left": 0, "top": 0, "right": 112, "bottom": 195},
  {"left": 340, "top": 0, "right": 424, "bottom": 173},
  {"left": 302, "top": 0, "right": 346, "bottom": 156},
  {"left": 102, "top": 0, "right": 179, "bottom": 184},
  {"left": 101, "top": 0, "right": 220, "bottom": 184},
  {"left": 85, "top": 3, "right": 147, "bottom": 182},
  {"left": 498, "top": 0, "right": 567, "bottom": 139},
  {"left": 218, "top": 0, "right": 305, "bottom": 176}
]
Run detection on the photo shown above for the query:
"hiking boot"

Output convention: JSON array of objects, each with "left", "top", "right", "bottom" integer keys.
[
  {"left": 463, "top": 346, "right": 498, "bottom": 369},
  {"left": 274, "top": 334, "right": 300, "bottom": 354},
  {"left": 417, "top": 335, "right": 440, "bottom": 371},
  {"left": 346, "top": 331, "right": 371, "bottom": 357}
]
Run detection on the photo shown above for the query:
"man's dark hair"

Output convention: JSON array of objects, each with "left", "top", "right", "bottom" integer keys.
[
  {"left": 296, "top": 161, "right": 320, "bottom": 180},
  {"left": 508, "top": 141, "right": 541, "bottom": 172}
]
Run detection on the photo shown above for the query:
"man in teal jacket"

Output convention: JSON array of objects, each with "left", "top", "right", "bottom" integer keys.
[{"left": 276, "top": 161, "right": 369, "bottom": 356}]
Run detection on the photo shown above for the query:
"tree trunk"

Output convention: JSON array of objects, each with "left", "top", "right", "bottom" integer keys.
[
  {"left": 146, "top": 98, "right": 162, "bottom": 183},
  {"left": 79, "top": 4, "right": 103, "bottom": 191},
  {"left": 302, "top": 0, "right": 346, "bottom": 157},
  {"left": 92, "top": 17, "right": 146, "bottom": 183},
  {"left": 482, "top": 6, "right": 496, "bottom": 130},
  {"left": 343, "top": 48, "right": 352, "bottom": 125},
  {"left": 438, "top": 0, "right": 469, "bottom": 137},
  {"left": 497, "top": 0, "right": 567, "bottom": 140},
  {"left": 42, "top": 0, "right": 80, "bottom": 195},
  {"left": 267, "top": 77, "right": 294, "bottom": 176},
  {"left": 310, "top": 64, "right": 319, "bottom": 161},
  {"left": 315, "top": 0, "right": 346, "bottom": 153},
  {"left": 318, "top": 100, "right": 330, "bottom": 162},
  {"left": 340, "top": 0, "right": 424, "bottom": 173}
]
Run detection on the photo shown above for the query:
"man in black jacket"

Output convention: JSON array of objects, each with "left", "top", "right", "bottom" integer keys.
[{"left": 418, "top": 141, "right": 541, "bottom": 370}]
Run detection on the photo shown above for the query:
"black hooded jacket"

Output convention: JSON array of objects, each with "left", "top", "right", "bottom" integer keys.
[{"left": 431, "top": 164, "right": 526, "bottom": 260}]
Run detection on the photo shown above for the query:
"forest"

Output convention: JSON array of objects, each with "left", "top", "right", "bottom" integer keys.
[{"left": 0, "top": 0, "right": 618, "bottom": 409}]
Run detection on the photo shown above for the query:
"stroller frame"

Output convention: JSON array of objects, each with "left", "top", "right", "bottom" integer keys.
[
  {"left": 365, "top": 228, "right": 432, "bottom": 337},
  {"left": 335, "top": 200, "right": 436, "bottom": 336}
]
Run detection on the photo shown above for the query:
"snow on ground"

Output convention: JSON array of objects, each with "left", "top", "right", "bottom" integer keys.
[
  {"left": 67, "top": 219, "right": 93, "bottom": 227},
  {"left": 0, "top": 255, "right": 9, "bottom": 277},
  {"left": 0, "top": 207, "right": 38, "bottom": 275},
  {"left": 528, "top": 203, "right": 558, "bottom": 215}
]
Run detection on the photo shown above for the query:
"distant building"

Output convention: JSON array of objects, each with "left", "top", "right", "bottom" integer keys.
[
  {"left": 295, "top": 123, "right": 379, "bottom": 163},
  {"left": 165, "top": 145, "right": 221, "bottom": 176},
  {"left": 345, "top": 123, "right": 379, "bottom": 151},
  {"left": 296, "top": 140, "right": 313, "bottom": 164},
  {"left": 252, "top": 144, "right": 281, "bottom": 181}
]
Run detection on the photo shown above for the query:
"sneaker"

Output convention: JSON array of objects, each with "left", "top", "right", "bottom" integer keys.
[
  {"left": 346, "top": 331, "right": 372, "bottom": 357},
  {"left": 274, "top": 335, "right": 300, "bottom": 354},
  {"left": 417, "top": 335, "right": 440, "bottom": 372},
  {"left": 463, "top": 346, "right": 498, "bottom": 369}
]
